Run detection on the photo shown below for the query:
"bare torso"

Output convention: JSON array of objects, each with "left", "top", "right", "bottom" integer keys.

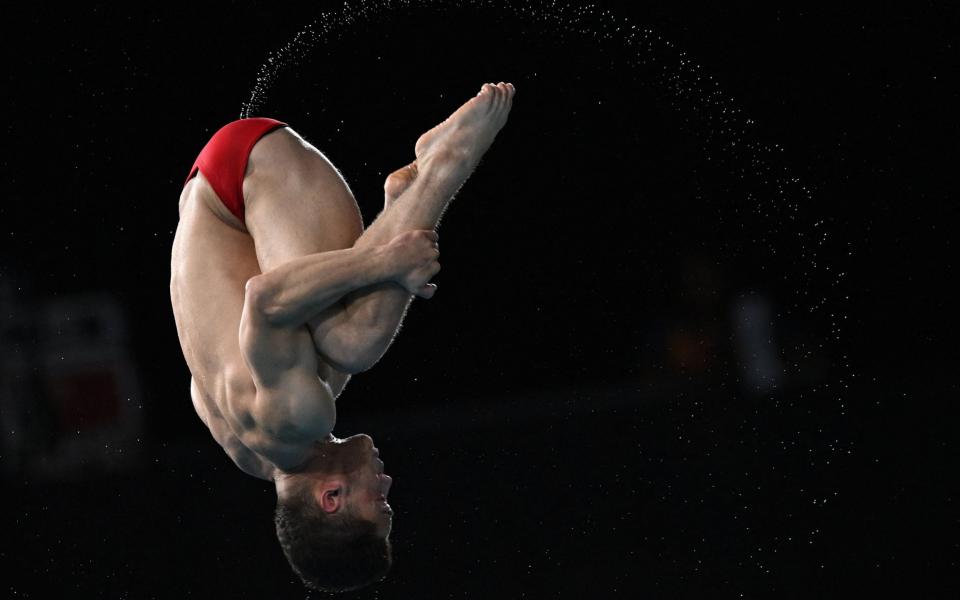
[{"left": 170, "top": 169, "right": 344, "bottom": 481}]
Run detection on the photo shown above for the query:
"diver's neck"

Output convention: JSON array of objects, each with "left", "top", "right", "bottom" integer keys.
[{"left": 273, "top": 434, "right": 336, "bottom": 478}]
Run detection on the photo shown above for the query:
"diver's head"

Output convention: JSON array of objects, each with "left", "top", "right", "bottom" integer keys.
[{"left": 274, "top": 433, "right": 394, "bottom": 592}]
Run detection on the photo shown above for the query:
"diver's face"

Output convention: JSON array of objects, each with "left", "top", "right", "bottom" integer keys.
[{"left": 325, "top": 434, "right": 394, "bottom": 537}]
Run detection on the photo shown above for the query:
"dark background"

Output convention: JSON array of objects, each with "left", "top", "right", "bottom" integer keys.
[{"left": 2, "top": 1, "right": 957, "bottom": 597}]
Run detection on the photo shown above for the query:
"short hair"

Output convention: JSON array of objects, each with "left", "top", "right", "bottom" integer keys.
[{"left": 274, "top": 480, "right": 393, "bottom": 593}]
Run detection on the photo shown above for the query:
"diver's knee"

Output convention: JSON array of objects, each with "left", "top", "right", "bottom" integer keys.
[{"left": 325, "top": 356, "right": 374, "bottom": 376}]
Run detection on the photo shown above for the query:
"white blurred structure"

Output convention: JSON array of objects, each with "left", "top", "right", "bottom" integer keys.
[
  {"left": 731, "top": 292, "right": 784, "bottom": 395},
  {"left": 0, "top": 281, "right": 143, "bottom": 481}
]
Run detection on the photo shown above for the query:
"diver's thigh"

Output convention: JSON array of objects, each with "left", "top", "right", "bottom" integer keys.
[
  {"left": 241, "top": 127, "right": 365, "bottom": 376},
  {"left": 243, "top": 127, "right": 364, "bottom": 271}
]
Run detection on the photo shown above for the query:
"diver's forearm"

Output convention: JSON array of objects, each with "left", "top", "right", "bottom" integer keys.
[{"left": 248, "top": 245, "right": 392, "bottom": 328}]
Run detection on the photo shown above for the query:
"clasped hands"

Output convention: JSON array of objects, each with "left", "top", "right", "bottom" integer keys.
[{"left": 382, "top": 230, "right": 442, "bottom": 299}]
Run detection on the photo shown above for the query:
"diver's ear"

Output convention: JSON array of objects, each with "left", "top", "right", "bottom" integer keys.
[{"left": 315, "top": 478, "right": 347, "bottom": 514}]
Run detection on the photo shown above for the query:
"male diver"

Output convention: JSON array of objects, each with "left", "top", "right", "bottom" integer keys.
[{"left": 170, "top": 82, "right": 515, "bottom": 591}]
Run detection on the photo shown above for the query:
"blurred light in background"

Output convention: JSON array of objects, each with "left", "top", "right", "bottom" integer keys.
[{"left": 1, "top": 279, "right": 143, "bottom": 482}]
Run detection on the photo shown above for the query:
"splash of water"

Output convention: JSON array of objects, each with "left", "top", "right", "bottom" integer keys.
[
  {"left": 235, "top": 1, "right": 861, "bottom": 583},
  {"left": 241, "top": 0, "right": 850, "bottom": 400}
]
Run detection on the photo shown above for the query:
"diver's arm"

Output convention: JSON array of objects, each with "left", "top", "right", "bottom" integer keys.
[
  {"left": 246, "top": 245, "right": 391, "bottom": 330},
  {"left": 236, "top": 292, "right": 338, "bottom": 466},
  {"left": 247, "top": 230, "right": 438, "bottom": 332}
]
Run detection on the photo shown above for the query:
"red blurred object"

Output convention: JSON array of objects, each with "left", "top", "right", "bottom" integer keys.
[{"left": 50, "top": 370, "right": 122, "bottom": 433}]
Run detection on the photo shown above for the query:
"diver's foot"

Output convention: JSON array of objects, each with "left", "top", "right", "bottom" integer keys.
[
  {"left": 414, "top": 82, "right": 516, "bottom": 177},
  {"left": 383, "top": 160, "right": 419, "bottom": 208}
]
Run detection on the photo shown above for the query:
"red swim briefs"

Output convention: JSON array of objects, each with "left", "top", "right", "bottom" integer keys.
[{"left": 183, "top": 117, "right": 288, "bottom": 224}]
